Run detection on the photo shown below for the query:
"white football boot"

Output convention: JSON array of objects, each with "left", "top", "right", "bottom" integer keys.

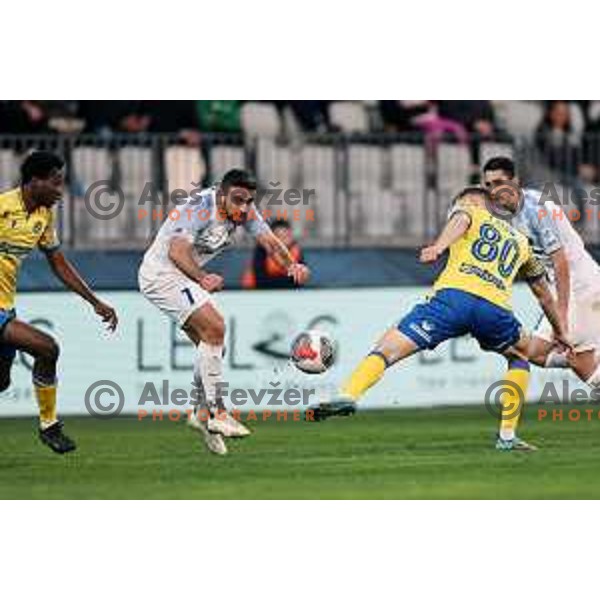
[
  {"left": 187, "top": 413, "right": 228, "bottom": 455},
  {"left": 207, "top": 412, "right": 251, "bottom": 438}
]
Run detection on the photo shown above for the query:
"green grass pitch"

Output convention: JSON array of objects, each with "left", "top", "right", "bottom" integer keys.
[{"left": 1, "top": 404, "right": 599, "bottom": 499}]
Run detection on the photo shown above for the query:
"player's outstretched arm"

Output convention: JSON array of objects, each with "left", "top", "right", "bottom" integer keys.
[
  {"left": 420, "top": 212, "right": 471, "bottom": 263},
  {"left": 44, "top": 249, "right": 118, "bottom": 332},
  {"left": 256, "top": 231, "right": 310, "bottom": 285},
  {"left": 527, "top": 273, "right": 571, "bottom": 352},
  {"left": 168, "top": 236, "right": 224, "bottom": 292}
]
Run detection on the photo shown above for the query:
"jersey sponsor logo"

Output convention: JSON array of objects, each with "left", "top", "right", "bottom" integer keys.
[
  {"left": 459, "top": 262, "right": 506, "bottom": 291},
  {"left": 194, "top": 224, "right": 232, "bottom": 253}
]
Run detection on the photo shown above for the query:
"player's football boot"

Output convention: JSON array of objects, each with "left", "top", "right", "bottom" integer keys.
[
  {"left": 495, "top": 436, "right": 538, "bottom": 452},
  {"left": 207, "top": 412, "right": 251, "bottom": 438},
  {"left": 187, "top": 414, "right": 228, "bottom": 455},
  {"left": 308, "top": 398, "right": 357, "bottom": 421},
  {"left": 39, "top": 420, "right": 77, "bottom": 454}
]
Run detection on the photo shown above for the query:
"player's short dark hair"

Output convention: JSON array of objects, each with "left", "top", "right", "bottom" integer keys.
[
  {"left": 269, "top": 218, "right": 291, "bottom": 230},
  {"left": 221, "top": 168, "right": 257, "bottom": 193},
  {"left": 452, "top": 186, "right": 490, "bottom": 205},
  {"left": 20, "top": 151, "right": 65, "bottom": 184},
  {"left": 482, "top": 156, "right": 516, "bottom": 179}
]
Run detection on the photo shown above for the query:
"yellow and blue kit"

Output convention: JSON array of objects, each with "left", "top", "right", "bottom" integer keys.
[
  {"left": 0, "top": 187, "right": 60, "bottom": 355},
  {"left": 399, "top": 204, "right": 545, "bottom": 352}
]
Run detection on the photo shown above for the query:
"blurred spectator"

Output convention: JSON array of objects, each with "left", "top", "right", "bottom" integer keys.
[
  {"left": 196, "top": 101, "right": 241, "bottom": 134},
  {"left": 438, "top": 101, "right": 497, "bottom": 139},
  {"left": 149, "top": 101, "right": 201, "bottom": 146},
  {"left": 380, "top": 101, "right": 433, "bottom": 133},
  {"left": 439, "top": 101, "right": 499, "bottom": 178},
  {"left": 241, "top": 220, "right": 305, "bottom": 289},
  {"left": 581, "top": 103, "right": 600, "bottom": 183},
  {"left": 379, "top": 100, "right": 468, "bottom": 145},
  {"left": 0, "top": 101, "right": 49, "bottom": 134},
  {"left": 535, "top": 101, "right": 582, "bottom": 179},
  {"left": 79, "top": 101, "right": 152, "bottom": 134},
  {"left": 285, "top": 101, "right": 332, "bottom": 133},
  {"left": 43, "top": 101, "right": 84, "bottom": 134}
]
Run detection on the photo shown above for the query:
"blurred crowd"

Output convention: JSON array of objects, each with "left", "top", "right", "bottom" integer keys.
[{"left": 2, "top": 100, "right": 600, "bottom": 183}]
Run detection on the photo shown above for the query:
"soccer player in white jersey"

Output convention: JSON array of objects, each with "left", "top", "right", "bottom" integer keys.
[
  {"left": 138, "top": 169, "right": 310, "bottom": 455},
  {"left": 482, "top": 156, "right": 600, "bottom": 388}
]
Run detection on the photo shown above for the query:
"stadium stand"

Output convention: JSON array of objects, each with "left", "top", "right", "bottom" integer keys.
[
  {"left": 329, "top": 101, "right": 370, "bottom": 133},
  {"left": 2, "top": 100, "right": 600, "bottom": 256},
  {"left": 241, "top": 102, "right": 281, "bottom": 139}
]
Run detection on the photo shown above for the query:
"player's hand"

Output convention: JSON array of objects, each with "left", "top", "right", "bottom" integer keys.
[
  {"left": 420, "top": 245, "right": 442, "bottom": 264},
  {"left": 94, "top": 300, "right": 118, "bottom": 332},
  {"left": 288, "top": 263, "right": 310, "bottom": 285},
  {"left": 554, "top": 331, "right": 574, "bottom": 356},
  {"left": 200, "top": 273, "right": 224, "bottom": 292}
]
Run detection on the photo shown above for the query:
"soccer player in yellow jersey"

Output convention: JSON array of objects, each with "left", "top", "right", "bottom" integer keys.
[
  {"left": 0, "top": 151, "right": 118, "bottom": 454},
  {"left": 312, "top": 187, "right": 570, "bottom": 451}
]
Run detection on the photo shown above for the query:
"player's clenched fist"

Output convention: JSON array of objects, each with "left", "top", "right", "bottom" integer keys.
[
  {"left": 200, "top": 273, "right": 224, "bottom": 292},
  {"left": 288, "top": 263, "right": 310, "bottom": 285}
]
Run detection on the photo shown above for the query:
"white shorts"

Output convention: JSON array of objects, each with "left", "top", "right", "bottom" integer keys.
[
  {"left": 534, "top": 284, "right": 600, "bottom": 352},
  {"left": 138, "top": 261, "right": 213, "bottom": 327}
]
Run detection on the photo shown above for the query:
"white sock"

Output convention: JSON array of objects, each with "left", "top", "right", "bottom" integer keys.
[
  {"left": 545, "top": 351, "right": 569, "bottom": 369},
  {"left": 194, "top": 341, "right": 224, "bottom": 415},
  {"left": 499, "top": 428, "right": 515, "bottom": 442}
]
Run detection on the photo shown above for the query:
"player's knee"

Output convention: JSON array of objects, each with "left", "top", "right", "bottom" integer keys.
[
  {"left": 528, "top": 353, "right": 546, "bottom": 367},
  {"left": 204, "top": 318, "right": 225, "bottom": 345},
  {"left": 40, "top": 338, "right": 60, "bottom": 363}
]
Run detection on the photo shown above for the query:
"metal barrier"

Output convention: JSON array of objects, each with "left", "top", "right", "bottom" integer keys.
[{"left": 0, "top": 133, "right": 599, "bottom": 248}]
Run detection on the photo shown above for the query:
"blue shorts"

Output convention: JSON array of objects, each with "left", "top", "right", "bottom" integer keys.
[
  {"left": 0, "top": 309, "right": 17, "bottom": 360},
  {"left": 398, "top": 288, "right": 522, "bottom": 353}
]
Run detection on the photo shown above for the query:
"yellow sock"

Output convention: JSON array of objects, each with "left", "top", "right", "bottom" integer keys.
[
  {"left": 35, "top": 384, "right": 57, "bottom": 429},
  {"left": 340, "top": 354, "right": 387, "bottom": 401},
  {"left": 499, "top": 363, "right": 530, "bottom": 441}
]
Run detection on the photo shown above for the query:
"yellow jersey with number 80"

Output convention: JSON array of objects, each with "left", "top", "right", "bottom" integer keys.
[
  {"left": 433, "top": 205, "right": 532, "bottom": 310},
  {"left": 0, "top": 188, "right": 60, "bottom": 310}
]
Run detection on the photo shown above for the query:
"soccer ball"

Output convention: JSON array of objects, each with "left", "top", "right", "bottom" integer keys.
[{"left": 290, "top": 330, "right": 336, "bottom": 374}]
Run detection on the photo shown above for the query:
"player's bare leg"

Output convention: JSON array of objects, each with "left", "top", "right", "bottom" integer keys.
[
  {"left": 0, "top": 354, "right": 14, "bottom": 393},
  {"left": 1, "top": 319, "right": 75, "bottom": 454},
  {"left": 495, "top": 333, "right": 537, "bottom": 452},
  {"left": 183, "top": 302, "right": 250, "bottom": 448},
  {"left": 529, "top": 335, "right": 600, "bottom": 392},
  {"left": 529, "top": 336, "right": 569, "bottom": 370},
  {"left": 311, "top": 328, "right": 419, "bottom": 421}
]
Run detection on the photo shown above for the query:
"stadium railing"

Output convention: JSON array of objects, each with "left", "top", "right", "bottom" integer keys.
[{"left": 0, "top": 132, "right": 598, "bottom": 248}]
